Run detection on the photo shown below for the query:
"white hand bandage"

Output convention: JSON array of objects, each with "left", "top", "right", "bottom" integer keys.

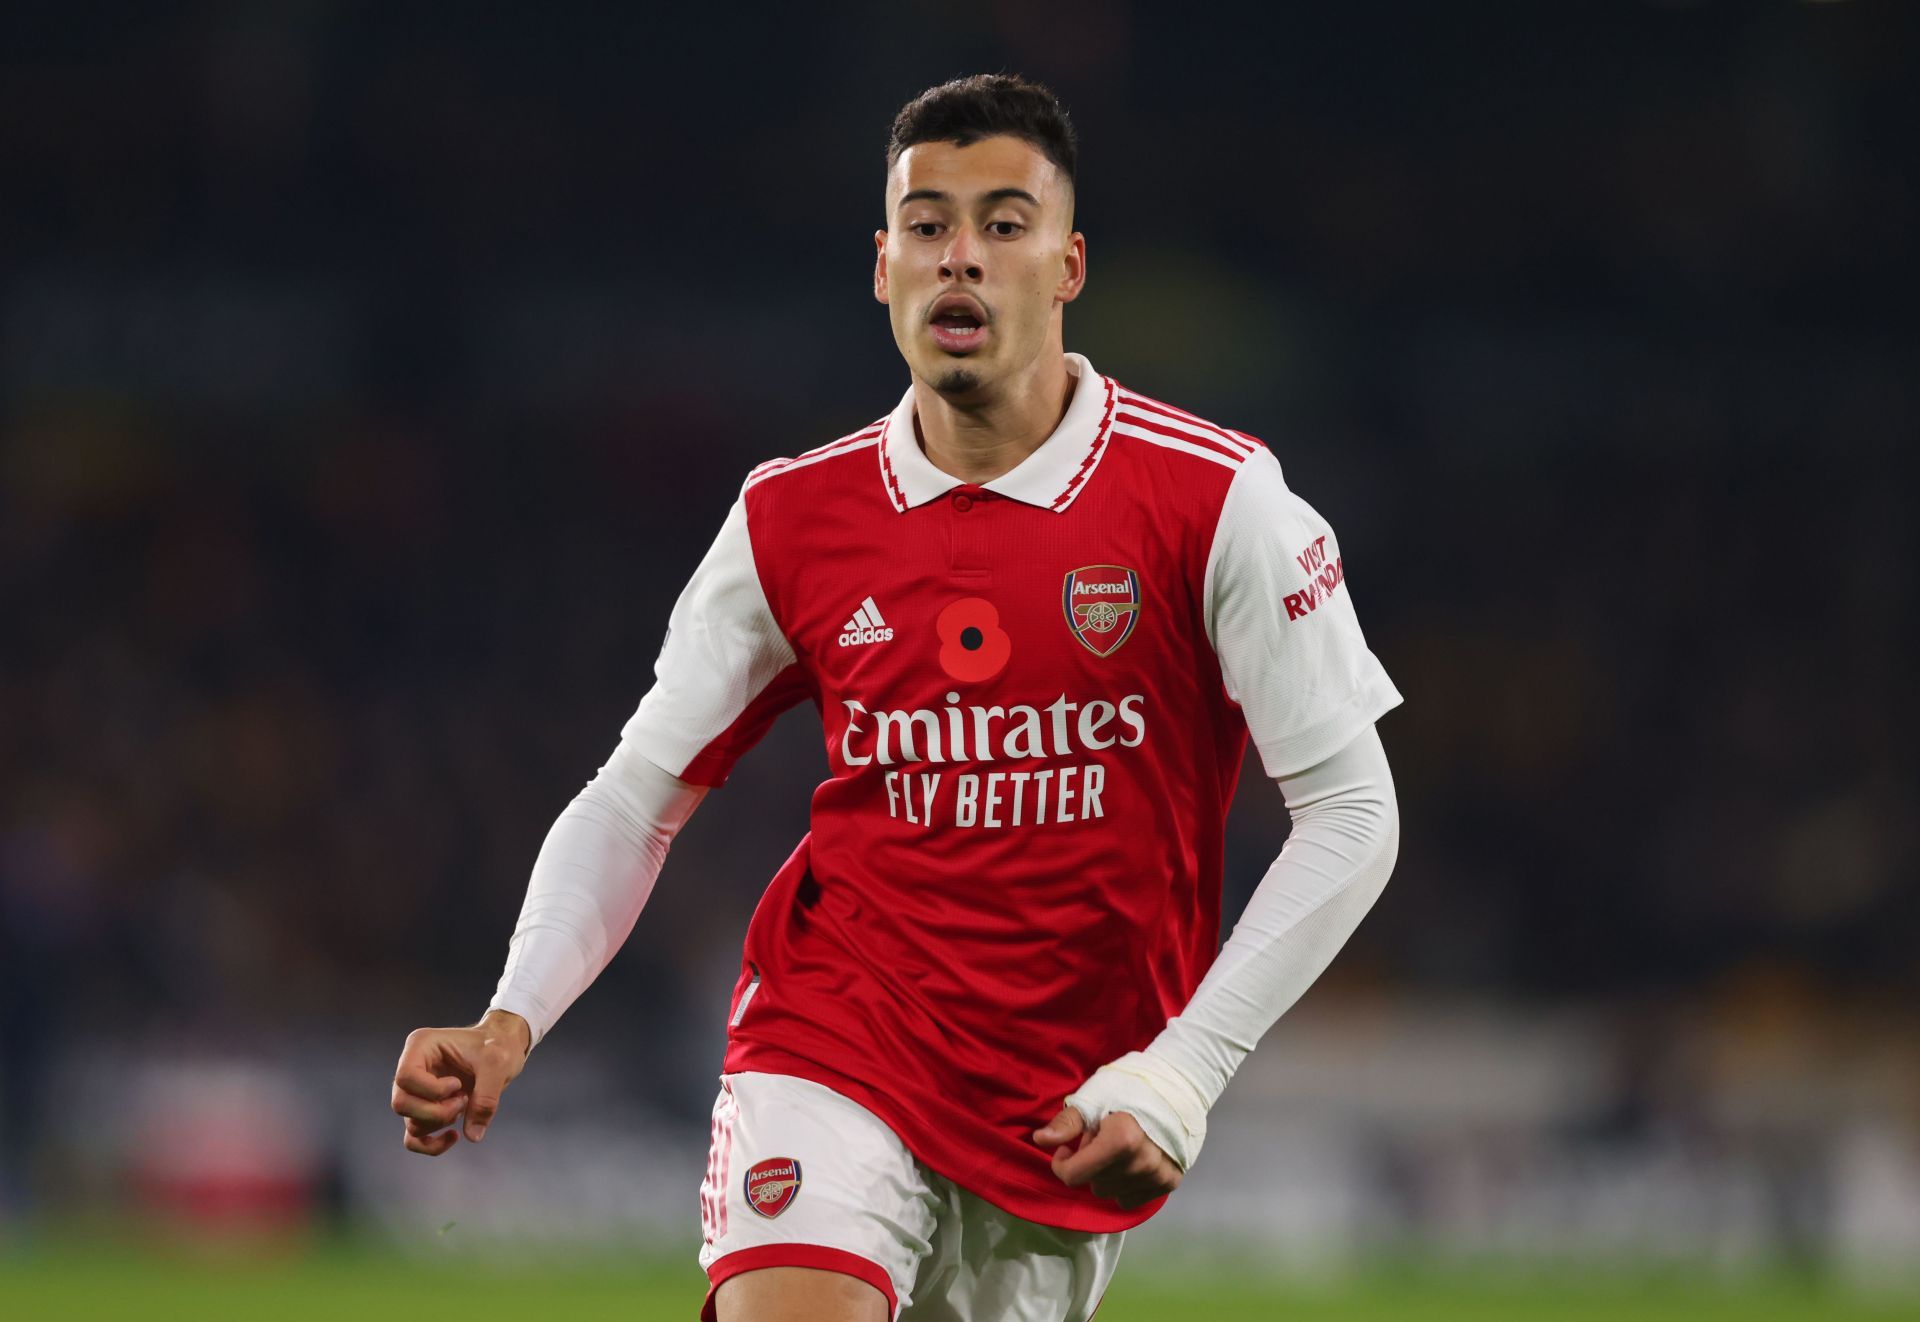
[{"left": 1065, "top": 1050, "right": 1211, "bottom": 1173}]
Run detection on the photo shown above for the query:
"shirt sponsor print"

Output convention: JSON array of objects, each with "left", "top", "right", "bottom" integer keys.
[
  {"left": 841, "top": 575, "right": 1154, "bottom": 831},
  {"left": 1284, "top": 536, "right": 1345, "bottom": 620},
  {"left": 843, "top": 689, "right": 1147, "bottom": 831},
  {"left": 744, "top": 1156, "right": 801, "bottom": 1218},
  {"left": 1062, "top": 565, "right": 1141, "bottom": 657}
]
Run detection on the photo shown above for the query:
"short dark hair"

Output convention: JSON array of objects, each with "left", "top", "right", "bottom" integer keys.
[{"left": 886, "top": 74, "right": 1077, "bottom": 187}]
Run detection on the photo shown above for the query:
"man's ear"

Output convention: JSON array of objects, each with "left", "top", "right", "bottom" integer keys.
[
  {"left": 873, "top": 229, "right": 890, "bottom": 305},
  {"left": 1056, "top": 231, "right": 1087, "bottom": 305}
]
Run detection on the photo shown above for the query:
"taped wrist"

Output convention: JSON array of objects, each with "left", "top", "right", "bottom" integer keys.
[{"left": 1063, "top": 1050, "right": 1210, "bottom": 1173}]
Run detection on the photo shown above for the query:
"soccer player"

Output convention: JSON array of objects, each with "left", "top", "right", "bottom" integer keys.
[{"left": 391, "top": 74, "right": 1402, "bottom": 1322}]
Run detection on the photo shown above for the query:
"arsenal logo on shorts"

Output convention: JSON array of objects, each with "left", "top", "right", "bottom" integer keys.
[
  {"left": 1062, "top": 565, "right": 1142, "bottom": 657},
  {"left": 744, "top": 1157, "right": 802, "bottom": 1218}
]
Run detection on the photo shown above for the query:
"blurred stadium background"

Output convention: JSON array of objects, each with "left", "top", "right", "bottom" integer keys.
[{"left": 1, "top": 1, "right": 1915, "bottom": 1318}]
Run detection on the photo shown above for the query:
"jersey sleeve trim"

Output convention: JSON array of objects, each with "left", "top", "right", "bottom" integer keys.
[{"left": 1242, "top": 679, "right": 1401, "bottom": 780}]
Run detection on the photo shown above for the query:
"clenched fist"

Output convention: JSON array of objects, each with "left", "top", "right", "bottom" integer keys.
[
  {"left": 1031, "top": 1106, "right": 1182, "bottom": 1210},
  {"left": 390, "top": 1009, "right": 532, "bottom": 1155}
]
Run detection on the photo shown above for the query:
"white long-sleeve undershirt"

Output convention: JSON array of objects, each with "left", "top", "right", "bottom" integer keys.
[
  {"left": 488, "top": 721, "right": 1395, "bottom": 1143},
  {"left": 487, "top": 739, "right": 706, "bottom": 1049},
  {"left": 1064, "top": 724, "right": 1398, "bottom": 1170}
]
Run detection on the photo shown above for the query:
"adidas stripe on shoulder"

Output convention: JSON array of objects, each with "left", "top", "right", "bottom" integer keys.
[
  {"left": 745, "top": 420, "right": 888, "bottom": 492},
  {"left": 1110, "top": 386, "right": 1261, "bottom": 471}
]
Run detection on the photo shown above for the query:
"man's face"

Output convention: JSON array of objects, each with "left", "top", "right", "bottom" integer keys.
[{"left": 875, "top": 135, "right": 1086, "bottom": 399}]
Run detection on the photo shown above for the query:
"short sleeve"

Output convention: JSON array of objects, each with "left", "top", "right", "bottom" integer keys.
[
  {"left": 1204, "top": 447, "right": 1402, "bottom": 778},
  {"left": 621, "top": 494, "right": 809, "bottom": 787}
]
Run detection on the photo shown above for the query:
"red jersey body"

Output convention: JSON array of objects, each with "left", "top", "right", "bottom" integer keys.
[{"left": 624, "top": 353, "right": 1401, "bottom": 1232}]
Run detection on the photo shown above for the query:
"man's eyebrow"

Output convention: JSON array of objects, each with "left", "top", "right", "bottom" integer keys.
[{"left": 896, "top": 187, "right": 1043, "bottom": 210}]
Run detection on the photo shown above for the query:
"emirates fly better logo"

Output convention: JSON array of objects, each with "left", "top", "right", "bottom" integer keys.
[
  {"left": 840, "top": 573, "right": 1152, "bottom": 831},
  {"left": 1063, "top": 565, "right": 1142, "bottom": 657}
]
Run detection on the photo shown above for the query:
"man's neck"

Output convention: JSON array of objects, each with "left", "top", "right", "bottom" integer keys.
[{"left": 912, "top": 351, "right": 1074, "bottom": 486}]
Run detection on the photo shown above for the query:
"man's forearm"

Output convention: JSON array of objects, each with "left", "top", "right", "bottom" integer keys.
[
  {"left": 1067, "top": 724, "right": 1398, "bottom": 1167},
  {"left": 1151, "top": 723, "right": 1398, "bottom": 1103},
  {"left": 487, "top": 740, "right": 707, "bottom": 1049}
]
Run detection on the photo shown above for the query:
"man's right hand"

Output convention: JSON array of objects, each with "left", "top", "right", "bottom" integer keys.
[{"left": 389, "top": 1009, "right": 532, "bottom": 1155}]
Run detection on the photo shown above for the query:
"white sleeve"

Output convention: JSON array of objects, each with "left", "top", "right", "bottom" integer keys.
[
  {"left": 485, "top": 490, "right": 798, "bottom": 1048},
  {"left": 486, "top": 739, "right": 707, "bottom": 1049},
  {"left": 622, "top": 492, "right": 804, "bottom": 787},
  {"left": 1205, "top": 447, "right": 1402, "bottom": 778},
  {"left": 1065, "top": 724, "right": 1398, "bottom": 1170}
]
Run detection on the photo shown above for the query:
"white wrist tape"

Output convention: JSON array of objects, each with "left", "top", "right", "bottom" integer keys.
[{"left": 1063, "top": 1050, "right": 1210, "bottom": 1173}]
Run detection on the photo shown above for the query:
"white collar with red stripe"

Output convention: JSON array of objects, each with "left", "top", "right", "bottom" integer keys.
[{"left": 878, "top": 351, "right": 1118, "bottom": 514}]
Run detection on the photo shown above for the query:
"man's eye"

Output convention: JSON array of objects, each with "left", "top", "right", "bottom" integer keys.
[
  {"left": 911, "top": 222, "right": 941, "bottom": 238},
  {"left": 988, "top": 221, "right": 1023, "bottom": 237}
]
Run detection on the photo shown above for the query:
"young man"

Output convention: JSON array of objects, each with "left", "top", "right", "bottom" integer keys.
[{"left": 391, "top": 74, "right": 1401, "bottom": 1322}]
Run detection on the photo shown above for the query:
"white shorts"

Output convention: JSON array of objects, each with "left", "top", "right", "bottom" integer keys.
[{"left": 698, "top": 1071, "right": 1123, "bottom": 1321}]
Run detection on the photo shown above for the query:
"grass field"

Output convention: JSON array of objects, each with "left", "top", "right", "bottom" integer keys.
[{"left": 3, "top": 1236, "right": 1913, "bottom": 1322}]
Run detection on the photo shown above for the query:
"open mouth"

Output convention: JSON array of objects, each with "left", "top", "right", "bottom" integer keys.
[{"left": 928, "top": 300, "right": 987, "bottom": 353}]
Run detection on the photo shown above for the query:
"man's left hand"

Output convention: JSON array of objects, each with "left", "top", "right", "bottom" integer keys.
[{"left": 1032, "top": 1106, "right": 1181, "bottom": 1210}]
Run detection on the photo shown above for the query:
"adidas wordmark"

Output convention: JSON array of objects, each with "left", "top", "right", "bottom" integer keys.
[{"left": 838, "top": 596, "right": 894, "bottom": 647}]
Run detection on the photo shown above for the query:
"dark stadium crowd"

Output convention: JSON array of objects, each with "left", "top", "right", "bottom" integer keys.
[{"left": 2, "top": 2, "right": 1913, "bottom": 1222}]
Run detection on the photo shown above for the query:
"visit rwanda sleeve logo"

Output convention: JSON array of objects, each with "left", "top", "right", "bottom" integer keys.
[{"left": 1062, "top": 565, "right": 1141, "bottom": 657}]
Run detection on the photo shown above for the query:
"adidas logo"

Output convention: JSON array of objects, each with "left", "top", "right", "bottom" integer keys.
[{"left": 837, "top": 596, "right": 895, "bottom": 647}]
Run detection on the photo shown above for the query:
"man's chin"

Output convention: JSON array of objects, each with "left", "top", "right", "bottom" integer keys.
[{"left": 933, "top": 366, "right": 986, "bottom": 396}]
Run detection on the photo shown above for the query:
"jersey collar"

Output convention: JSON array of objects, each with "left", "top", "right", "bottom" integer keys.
[{"left": 878, "top": 352, "right": 1118, "bottom": 514}]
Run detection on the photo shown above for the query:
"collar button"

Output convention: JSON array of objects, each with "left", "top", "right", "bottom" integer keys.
[{"left": 951, "top": 493, "right": 973, "bottom": 512}]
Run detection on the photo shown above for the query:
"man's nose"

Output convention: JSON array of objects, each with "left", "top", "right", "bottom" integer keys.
[{"left": 939, "top": 224, "right": 985, "bottom": 282}]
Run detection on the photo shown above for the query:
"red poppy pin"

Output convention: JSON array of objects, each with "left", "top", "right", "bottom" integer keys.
[{"left": 937, "top": 597, "right": 1012, "bottom": 682}]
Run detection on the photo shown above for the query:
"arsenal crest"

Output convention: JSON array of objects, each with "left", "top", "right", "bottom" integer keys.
[
  {"left": 744, "top": 1157, "right": 802, "bottom": 1218},
  {"left": 1062, "top": 565, "right": 1142, "bottom": 657}
]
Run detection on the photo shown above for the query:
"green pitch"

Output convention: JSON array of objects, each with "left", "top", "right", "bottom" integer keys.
[{"left": 0, "top": 1237, "right": 1910, "bottom": 1321}]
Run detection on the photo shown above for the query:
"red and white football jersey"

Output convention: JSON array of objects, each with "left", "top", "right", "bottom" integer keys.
[{"left": 626, "top": 352, "right": 1401, "bottom": 1232}]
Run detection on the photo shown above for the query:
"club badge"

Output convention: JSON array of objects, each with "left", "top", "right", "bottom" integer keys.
[
  {"left": 744, "top": 1157, "right": 801, "bottom": 1218},
  {"left": 1062, "top": 565, "right": 1141, "bottom": 657}
]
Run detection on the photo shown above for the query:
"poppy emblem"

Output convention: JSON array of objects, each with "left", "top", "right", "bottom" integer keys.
[
  {"left": 1062, "top": 565, "right": 1141, "bottom": 657},
  {"left": 937, "top": 597, "right": 1012, "bottom": 682},
  {"left": 744, "top": 1157, "right": 801, "bottom": 1218}
]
